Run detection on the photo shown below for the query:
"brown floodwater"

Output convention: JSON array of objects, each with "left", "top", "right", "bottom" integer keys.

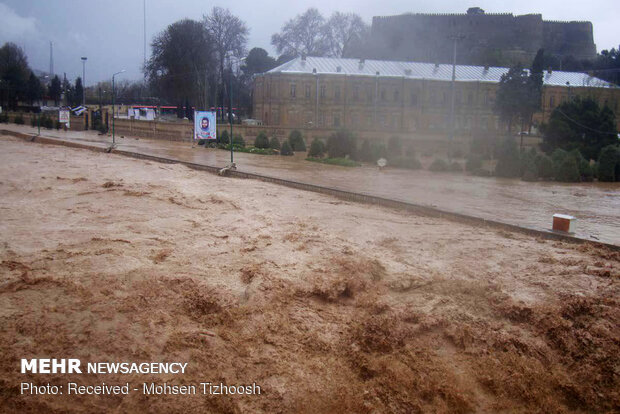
[{"left": 4, "top": 125, "right": 619, "bottom": 245}]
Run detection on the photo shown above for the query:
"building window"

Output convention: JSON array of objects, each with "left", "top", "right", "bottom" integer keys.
[
  {"left": 380, "top": 89, "right": 386, "bottom": 101},
  {"left": 334, "top": 85, "right": 341, "bottom": 102},
  {"left": 320, "top": 85, "right": 326, "bottom": 98},
  {"left": 467, "top": 92, "right": 473, "bottom": 104},
  {"left": 353, "top": 86, "right": 359, "bottom": 101},
  {"left": 393, "top": 115, "right": 399, "bottom": 129},
  {"left": 319, "top": 112, "right": 325, "bottom": 126},
  {"left": 410, "top": 93, "right": 418, "bottom": 106},
  {"left": 394, "top": 89, "right": 399, "bottom": 102},
  {"left": 481, "top": 117, "right": 488, "bottom": 130},
  {"left": 442, "top": 92, "right": 448, "bottom": 104},
  {"left": 290, "top": 84, "right": 296, "bottom": 98},
  {"left": 305, "top": 84, "right": 311, "bottom": 99},
  {"left": 550, "top": 96, "right": 555, "bottom": 107},
  {"left": 351, "top": 113, "right": 360, "bottom": 126},
  {"left": 367, "top": 87, "right": 373, "bottom": 103},
  {"left": 333, "top": 113, "right": 341, "bottom": 127}
]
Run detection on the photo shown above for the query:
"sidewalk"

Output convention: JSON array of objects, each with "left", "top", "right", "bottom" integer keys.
[{"left": 2, "top": 123, "right": 619, "bottom": 245}]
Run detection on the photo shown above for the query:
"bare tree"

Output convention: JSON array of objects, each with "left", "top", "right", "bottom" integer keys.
[
  {"left": 204, "top": 7, "right": 249, "bottom": 119},
  {"left": 323, "top": 12, "right": 369, "bottom": 58},
  {"left": 271, "top": 8, "right": 329, "bottom": 58}
]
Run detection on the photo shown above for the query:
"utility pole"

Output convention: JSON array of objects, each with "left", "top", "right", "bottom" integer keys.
[
  {"left": 449, "top": 34, "right": 465, "bottom": 142},
  {"left": 229, "top": 67, "right": 233, "bottom": 164},
  {"left": 81, "top": 57, "right": 87, "bottom": 106}
]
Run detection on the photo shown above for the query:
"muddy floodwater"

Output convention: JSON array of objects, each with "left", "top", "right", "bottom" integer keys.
[{"left": 3, "top": 124, "right": 619, "bottom": 245}]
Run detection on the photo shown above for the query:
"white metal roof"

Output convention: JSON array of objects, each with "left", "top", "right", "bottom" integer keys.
[{"left": 266, "top": 56, "right": 616, "bottom": 89}]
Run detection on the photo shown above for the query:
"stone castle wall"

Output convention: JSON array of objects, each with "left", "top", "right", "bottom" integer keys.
[{"left": 365, "top": 10, "right": 596, "bottom": 66}]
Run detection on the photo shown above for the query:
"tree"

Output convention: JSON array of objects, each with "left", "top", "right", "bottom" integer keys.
[
  {"left": 0, "top": 42, "right": 30, "bottom": 109},
  {"left": 323, "top": 12, "right": 369, "bottom": 58},
  {"left": 254, "top": 131, "right": 270, "bottom": 148},
  {"left": 494, "top": 65, "right": 539, "bottom": 137},
  {"left": 288, "top": 129, "right": 306, "bottom": 151},
  {"left": 74, "top": 77, "right": 83, "bottom": 106},
  {"left": 204, "top": 7, "right": 249, "bottom": 121},
  {"left": 597, "top": 145, "right": 619, "bottom": 182},
  {"left": 48, "top": 75, "right": 61, "bottom": 106},
  {"left": 26, "top": 72, "right": 43, "bottom": 105},
  {"left": 542, "top": 97, "right": 617, "bottom": 160},
  {"left": 271, "top": 8, "right": 329, "bottom": 57},
  {"left": 280, "top": 140, "right": 293, "bottom": 155},
  {"left": 146, "top": 19, "right": 215, "bottom": 108},
  {"left": 308, "top": 139, "right": 325, "bottom": 157},
  {"left": 326, "top": 129, "right": 357, "bottom": 159},
  {"left": 269, "top": 136, "right": 281, "bottom": 150},
  {"left": 241, "top": 48, "right": 276, "bottom": 76},
  {"left": 495, "top": 137, "right": 521, "bottom": 178}
]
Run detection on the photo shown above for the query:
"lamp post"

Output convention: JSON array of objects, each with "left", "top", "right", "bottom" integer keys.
[
  {"left": 81, "top": 57, "right": 87, "bottom": 106},
  {"left": 112, "top": 69, "right": 126, "bottom": 145}
]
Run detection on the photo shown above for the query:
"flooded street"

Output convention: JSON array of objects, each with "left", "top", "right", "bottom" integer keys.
[{"left": 3, "top": 125, "right": 619, "bottom": 245}]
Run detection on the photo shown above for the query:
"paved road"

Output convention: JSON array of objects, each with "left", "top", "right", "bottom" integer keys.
[{"left": 2, "top": 124, "right": 619, "bottom": 245}]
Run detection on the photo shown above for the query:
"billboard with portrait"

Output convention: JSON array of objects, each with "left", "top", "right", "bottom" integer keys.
[{"left": 194, "top": 111, "right": 216, "bottom": 141}]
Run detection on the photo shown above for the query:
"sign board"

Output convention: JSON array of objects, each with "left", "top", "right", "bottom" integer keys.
[
  {"left": 59, "top": 109, "right": 70, "bottom": 128},
  {"left": 194, "top": 111, "right": 216, "bottom": 141}
]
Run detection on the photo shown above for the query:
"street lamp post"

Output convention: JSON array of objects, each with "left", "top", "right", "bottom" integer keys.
[
  {"left": 112, "top": 69, "right": 126, "bottom": 145},
  {"left": 81, "top": 57, "right": 87, "bottom": 106}
]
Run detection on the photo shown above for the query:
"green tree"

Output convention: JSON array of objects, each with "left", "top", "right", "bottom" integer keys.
[
  {"left": 48, "top": 75, "right": 61, "bottom": 106},
  {"left": 146, "top": 19, "right": 215, "bottom": 108},
  {"left": 542, "top": 97, "right": 617, "bottom": 160},
  {"left": 597, "top": 145, "right": 619, "bottom": 182},
  {"left": 254, "top": 131, "right": 270, "bottom": 148},
  {"left": 0, "top": 42, "right": 30, "bottom": 109},
  {"left": 74, "top": 77, "right": 83, "bottom": 106},
  {"left": 280, "top": 140, "right": 293, "bottom": 155},
  {"left": 308, "top": 139, "right": 325, "bottom": 157},
  {"left": 556, "top": 156, "right": 581, "bottom": 182},
  {"left": 241, "top": 48, "right": 276, "bottom": 76},
  {"left": 495, "top": 137, "right": 521, "bottom": 178},
  {"left": 288, "top": 129, "right": 306, "bottom": 151},
  {"left": 535, "top": 154, "right": 555, "bottom": 180},
  {"left": 326, "top": 129, "right": 357, "bottom": 159},
  {"left": 26, "top": 71, "right": 43, "bottom": 105},
  {"left": 269, "top": 136, "right": 280, "bottom": 150}
]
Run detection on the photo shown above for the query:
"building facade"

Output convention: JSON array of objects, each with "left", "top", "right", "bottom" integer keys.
[{"left": 252, "top": 56, "right": 619, "bottom": 143}]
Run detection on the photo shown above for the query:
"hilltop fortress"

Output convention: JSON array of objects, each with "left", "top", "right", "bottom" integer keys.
[{"left": 365, "top": 7, "right": 597, "bottom": 67}]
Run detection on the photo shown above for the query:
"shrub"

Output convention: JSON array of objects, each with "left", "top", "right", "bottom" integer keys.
[
  {"left": 31, "top": 116, "right": 37, "bottom": 127},
  {"left": 0, "top": 112, "right": 8, "bottom": 123},
  {"left": 197, "top": 139, "right": 206, "bottom": 146},
  {"left": 550, "top": 148, "right": 568, "bottom": 165},
  {"left": 495, "top": 137, "right": 521, "bottom": 178},
  {"left": 449, "top": 161, "right": 463, "bottom": 172},
  {"left": 254, "top": 131, "right": 270, "bottom": 149},
  {"left": 387, "top": 136, "right": 403, "bottom": 157},
  {"left": 579, "top": 160, "right": 594, "bottom": 182},
  {"left": 13, "top": 114, "right": 24, "bottom": 125},
  {"left": 465, "top": 154, "right": 483, "bottom": 172},
  {"left": 288, "top": 129, "right": 306, "bottom": 151},
  {"left": 370, "top": 141, "right": 386, "bottom": 161},
  {"left": 280, "top": 141, "right": 293, "bottom": 156},
  {"left": 55, "top": 121, "right": 62, "bottom": 130},
  {"left": 308, "top": 139, "right": 326, "bottom": 158},
  {"left": 535, "top": 154, "right": 555, "bottom": 180},
  {"left": 232, "top": 133, "right": 245, "bottom": 147},
  {"left": 428, "top": 158, "right": 449, "bottom": 172},
  {"left": 556, "top": 156, "right": 581, "bottom": 182},
  {"left": 269, "top": 136, "right": 280, "bottom": 150},
  {"left": 326, "top": 129, "right": 357, "bottom": 159},
  {"left": 219, "top": 129, "right": 230, "bottom": 144},
  {"left": 41, "top": 115, "right": 53, "bottom": 129},
  {"left": 521, "top": 155, "right": 538, "bottom": 181},
  {"left": 597, "top": 145, "right": 619, "bottom": 182},
  {"left": 358, "top": 139, "right": 372, "bottom": 162},
  {"left": 306, "top": 157, "right": 360, "bottom": 167},
  {"left": 391, "top": 156, "right": 422, "bottom": 170}
]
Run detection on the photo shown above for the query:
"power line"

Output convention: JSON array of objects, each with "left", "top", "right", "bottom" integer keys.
[{"left": 556, "top": 107, "right": 618, "bottom": 136}]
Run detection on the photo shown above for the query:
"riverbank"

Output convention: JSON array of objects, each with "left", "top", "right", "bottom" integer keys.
[{"left": 0, "top": 137, "right": 618, "bottom": 413}]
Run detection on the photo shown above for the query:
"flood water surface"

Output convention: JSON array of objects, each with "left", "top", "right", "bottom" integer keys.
[{"left": 4, "top": 125, "right": 619, "bottom": 245}]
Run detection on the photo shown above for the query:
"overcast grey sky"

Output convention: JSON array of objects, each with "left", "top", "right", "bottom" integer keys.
[{"left": 1, "top": 0, "right": 618, "bottom": 85}]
